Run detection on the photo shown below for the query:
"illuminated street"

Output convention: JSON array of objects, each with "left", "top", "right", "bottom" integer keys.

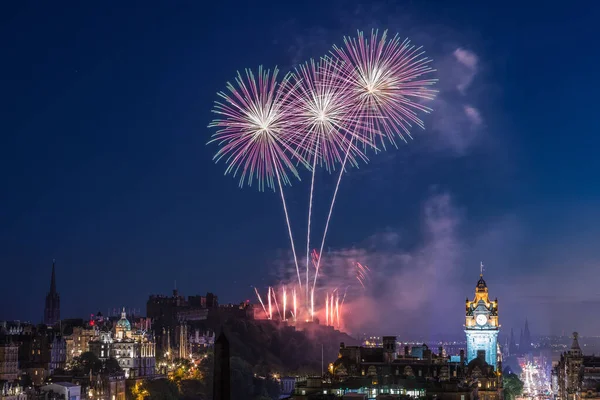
[{"left": 521, "top": 361, "right": 552, "bottom": 400}]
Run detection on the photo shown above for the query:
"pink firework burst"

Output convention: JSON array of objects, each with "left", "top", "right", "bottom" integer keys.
[
  {"left": 208, "top": 66, "right": 308, "bottom": 191},
  {"left": 332, "top": 29, "right": 438, "bottom": 149},
  {"left": 285, "top": 57, "right": 370, "bottom": 171}
]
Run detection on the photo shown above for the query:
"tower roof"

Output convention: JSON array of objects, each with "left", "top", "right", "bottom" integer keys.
[
  {"left": 571, "top": 332, "right": 581, "bottom": 351},
  {"left": 49, "top": 259, "right": 57, "bottom": 294},
  {"left": 116, "top": 307, "right": 131, "bottom": 331},
  {"left": 476, "top": 275, "right": 487, "bottom": 290},
  {"left": 476, "top": 261, "right": 487, "bottom": 292}
]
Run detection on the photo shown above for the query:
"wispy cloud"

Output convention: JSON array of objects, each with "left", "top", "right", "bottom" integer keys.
[
  {"left": 464, "top": 105, "right": 483, "bottom": 126},
  {"left": 453, "top": 48, "right": 479, "bottom": 93},
  {"left": 429, "top": 47, "right": 485, "bottom": 156}
]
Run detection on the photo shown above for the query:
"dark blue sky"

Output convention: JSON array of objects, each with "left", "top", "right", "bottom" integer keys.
[{"left": 1, "top": 1, "right": 599, "bottom": 336}]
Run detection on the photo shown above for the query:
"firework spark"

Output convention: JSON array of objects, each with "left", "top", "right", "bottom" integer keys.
[{"left": 356, "top": 262, "right": 371, "bottom": 288}]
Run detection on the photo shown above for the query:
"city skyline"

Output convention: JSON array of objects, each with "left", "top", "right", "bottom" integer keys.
[{"left": 2, "top": 0, "right": 600, "bottom": 337}]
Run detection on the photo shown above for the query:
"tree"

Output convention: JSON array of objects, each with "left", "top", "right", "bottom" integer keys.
[
  {"left": 504, "top": 373, "right": 524, "bottom": 400},
  {"left": 71, "top": 351, "right": 102, "bottom": 375},
  {"left": 145, "top": 378, "right": 179, "bottom": 400},
  {"left": 130, "top": 381, "right": 149, "bottom": 400},
  {"left": 230, "top": 356, "right": 255, "bottom": 400},
  {"left": 104, "top": 358, "right": 122, "bottom": 374}
]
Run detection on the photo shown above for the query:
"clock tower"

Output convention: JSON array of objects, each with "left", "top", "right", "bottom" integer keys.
[{"left": 465, "top": 265, "right": 499, "bottom": 370}]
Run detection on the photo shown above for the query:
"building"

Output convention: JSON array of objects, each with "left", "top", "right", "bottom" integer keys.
[
  {"left": 324, "top": 340, "right": 476, "bottom": 399},
  {"left": 64, "top": 326, "right": 98, "bottom": 364},
  {"left": 14, "top": 326, "right": 66, "bottom": 385},
  {"left": 305, "top": 268, "right": 504, "bottom": 400},
  {"left": 40, "top": 382, "right": 81, "bottom": 400},
  {"left": 521, "top": 319, "right": 532, "bottom": 354},
  {"left": 465, "top": 267, "right": 500, "bottom": 369},
  {"left": 177, "top": 323, "right": 189, "bottom": 359},
  {"left": 553, "top": 332, "right": 600, "bottom": 400},
  {"left": 43, "top": 261, "right": 60, "bottom": 326},
  {"left": 48, "top": 334, "right": 67, "bottom": 373},
  {"left": 88, "top": 372, "right": 127, "bottom": 400},
  {"left": 88, "top": 309, "right": 156, "bottom": 378},
  {"left": 0, "top": 338, "right": 19, "bottom": 382}
]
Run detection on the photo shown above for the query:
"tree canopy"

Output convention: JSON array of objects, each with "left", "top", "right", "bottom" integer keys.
[{"left": 503, "top": 373, "right": 524, "bottom": 400}]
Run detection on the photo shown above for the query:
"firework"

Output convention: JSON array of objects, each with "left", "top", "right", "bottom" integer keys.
[
  {"left": 285, "top": 58, "right": 371, "bottom": 310},
  {"left": 331, "top": 29, "right": 437, "bottom": 149},
  {"left": 209, "top": 31, "right": 436, "bottom": 333},
  {"left": 254, "top": 287, "right": 268, "bottom": 319},
  {"left": 282, "top": 286, "right": 287, "bottom": 321},
  {"left": 311, "top": 30, "right": 437, "bottom": 296},
  {"left": 356, "top": 262, "right": 371, "bottom": 288},
  {"left": 267, "top": 287, "right": 273, "bottom": 319},
  {"left": 208, "top": 66, "right": 306, "bottom": 288}
]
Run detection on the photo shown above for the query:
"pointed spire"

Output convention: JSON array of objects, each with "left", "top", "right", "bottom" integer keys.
[
  {"left": 50, "top": 259, "right": 57, "bottom": 294},
  {"left": 571, "top": 332, "right": 581, "bottom": 351},
  {"left": 480, "top": 261, "right": 484, "bottom": 277}
]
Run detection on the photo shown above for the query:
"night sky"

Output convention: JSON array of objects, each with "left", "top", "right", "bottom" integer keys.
[{"left": 1, "top": 1, "right": 599, "bottom": 337}]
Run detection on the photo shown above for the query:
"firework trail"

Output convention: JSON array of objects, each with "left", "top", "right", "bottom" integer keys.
[
  {"left": 271, "top": 287, "right": 282, "bottom": 320},
  {"left": 254, "top": 287, "right": 268, "bottom": 318},
  {"left": 282, "top": 286, "right": 287, "bottom": 321},
  {"left": 267, "top": 287, "right": 273, "bottom": 319},
  {"left": 208, "top": 66, "right": 307, "bottom": 288},
  {"left": 293, "top": 287, "right": 297, "bottom": 321},
  {"left": 325, "top": 294, "right": 329, "bottom": 326}
]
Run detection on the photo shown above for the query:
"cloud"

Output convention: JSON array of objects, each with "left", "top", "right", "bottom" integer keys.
[
  {"left": 464, "top": 105, "right": 483, "bottom": 126},
  {"left": 453, "top": 48, "right": 479, "bottom": 93},
  {"left": 295, "top": 191, "right": 467, "bottom": 336},
  {"left": 429, "top": 47, "right": 485, "bottom": 156}
]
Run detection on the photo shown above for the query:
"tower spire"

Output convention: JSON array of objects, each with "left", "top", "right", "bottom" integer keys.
[
  {"left": 480, "top": 261, "right": 484, "bottom": 277},
  {"left": 50, "top": 259, "right": 57, "bottom": 294}
]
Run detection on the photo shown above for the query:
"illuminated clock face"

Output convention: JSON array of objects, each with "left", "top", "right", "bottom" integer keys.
[{"left": 476, "top": 314, "right": 488, "bottom": 326}]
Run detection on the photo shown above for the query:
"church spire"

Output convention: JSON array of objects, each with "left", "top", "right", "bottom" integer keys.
[
  {"left": 50, "top": 259, "right": 57, "bottom": 294},
  {"left": 44, "top": 259, "right": 60, "bottom": 325}
]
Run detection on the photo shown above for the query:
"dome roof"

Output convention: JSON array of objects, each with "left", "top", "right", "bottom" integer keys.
[
  {"left": 116, "top": 308, "right": 131, "bottom": 331},
  {"left": 476, "top": 275, "right": 487, "bottom": 291}
]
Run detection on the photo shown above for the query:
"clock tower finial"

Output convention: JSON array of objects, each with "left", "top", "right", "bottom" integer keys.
[{"left": 480, "top": 261, "right": 484, "bottom": 276}]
